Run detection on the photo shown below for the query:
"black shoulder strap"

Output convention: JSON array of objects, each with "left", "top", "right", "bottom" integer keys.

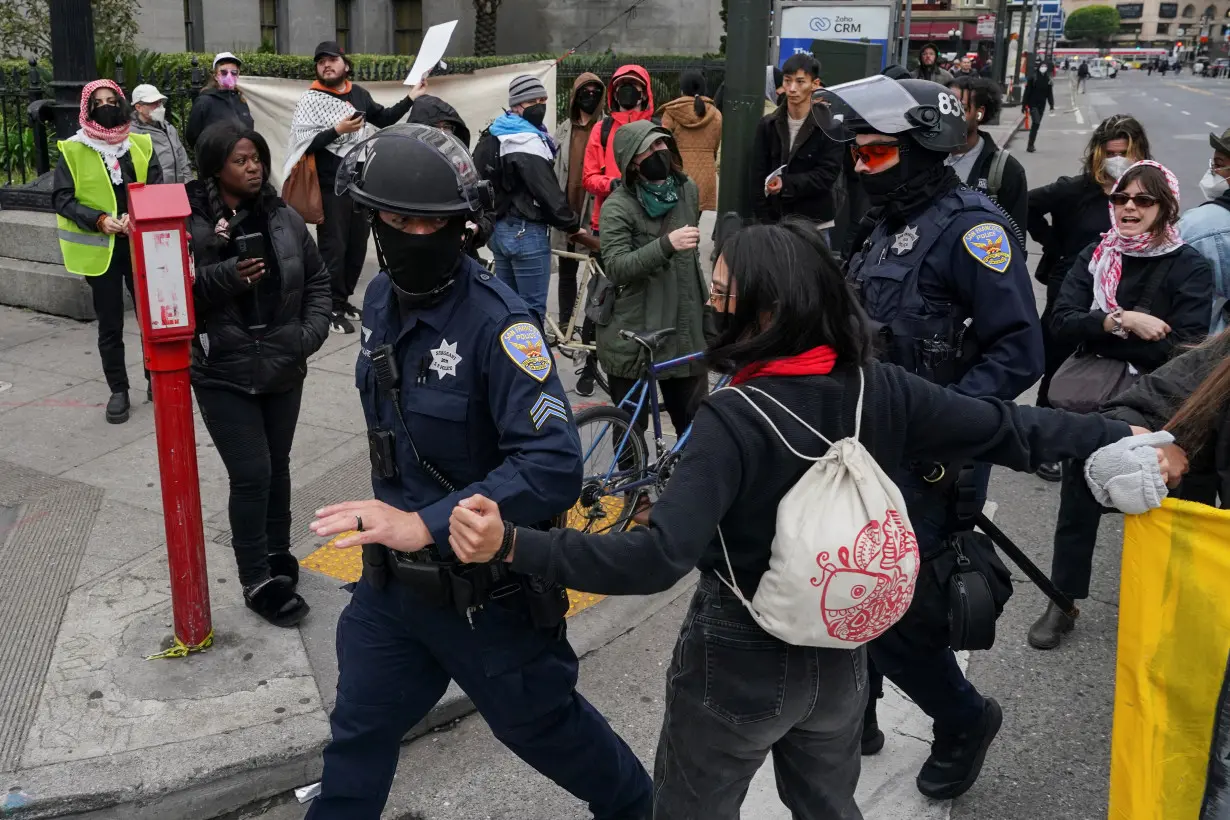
[
  {"left": 987, "top": 149, "right": 1009, "bottom": 199},
  {"left": 1136, "top": 253, "right": 1179, "bottom": 315},
  {"left": 600, "top": 116, "right": 615, "bottom": 152}
]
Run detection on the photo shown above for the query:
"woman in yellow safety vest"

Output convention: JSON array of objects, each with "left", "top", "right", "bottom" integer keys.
[{"left": 51, "top": 79, "right": 163, "bottom": 424}]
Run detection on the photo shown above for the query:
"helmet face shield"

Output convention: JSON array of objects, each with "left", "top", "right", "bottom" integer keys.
[
  {"left": 335, "top": 123, "right": 492, "bottom": 217},
  {"left": 814, "top": 75, "right": 923, "bottom": 142}
]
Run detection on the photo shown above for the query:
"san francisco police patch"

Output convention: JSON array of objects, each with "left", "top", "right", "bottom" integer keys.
[
  {"left": 500, "top": 322, "right": 553, "bottom": 382},
  {"left": 962, "top": 223, "right": 1012, "bottom": 273}
]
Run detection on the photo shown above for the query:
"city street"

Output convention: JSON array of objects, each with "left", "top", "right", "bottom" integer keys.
[{"left": 1, "top": 67, "right": 1223, "bottom": 820}]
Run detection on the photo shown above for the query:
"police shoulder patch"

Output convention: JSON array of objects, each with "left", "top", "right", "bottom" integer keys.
[
  {"left": 962, "top": 222, "right": 1013, "bottom": 273},
  {"left": 500, "top": 321, "right": 553, "bottom": 382}
]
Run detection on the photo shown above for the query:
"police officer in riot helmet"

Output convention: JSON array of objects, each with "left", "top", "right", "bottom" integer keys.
[
  {"left": 817, "top": 76, "right": 1043, "bottom": 799},
  {"left": 305, "top": 124, "right": 652, "bottom": 819}
]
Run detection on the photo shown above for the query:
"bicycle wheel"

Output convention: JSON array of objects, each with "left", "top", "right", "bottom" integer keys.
[{"left": 567, "top": 405, "right": 647, "bottom": 535}]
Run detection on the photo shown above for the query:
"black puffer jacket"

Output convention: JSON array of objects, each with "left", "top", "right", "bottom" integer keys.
[
  {"left": 186, "top": 180, "right": 331, "bottom": 394},
  {"left": 185, "top": 88, "right": 255, "bottom": 149},
  {"left": 1028, "top": 173, "right": 1110, "bottom": 288}
]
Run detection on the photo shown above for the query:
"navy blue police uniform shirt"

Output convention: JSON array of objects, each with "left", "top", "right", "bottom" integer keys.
[
  {"left": 894, "top": 194, "right": 1043, "bottom": 402},
  {"left": 356, "top": 256, "right": 583, "bottom": 554}
]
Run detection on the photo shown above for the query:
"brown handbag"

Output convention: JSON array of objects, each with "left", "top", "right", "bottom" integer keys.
[{"left": 281, "top": 154, "right": 323, "bottom": 224}]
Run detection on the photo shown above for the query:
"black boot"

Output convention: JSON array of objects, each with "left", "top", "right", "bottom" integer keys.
[
  {"left": 267, "top": 551, "right": 300, "bottom": 589},
  {"left": 106, "top": 390, "right": 130, "bottom": 424},
  {"left": 244, "top": 576, "right": 310, "bottom": 627},
  {"left": 916, "top": 698, "right": 1003, "bottom": 800},
  {"left": 1028, "top": 602, "right": 1077, "bottom": 650},
  {"left": 862, "top": 694, "right": 885, "bottom": 756},
  {"left": 1036, "top": 461, "right": 1063, "bottom": 482}
]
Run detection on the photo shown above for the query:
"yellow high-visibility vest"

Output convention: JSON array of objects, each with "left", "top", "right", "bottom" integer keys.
[{"left": 56, "top": 134, "right": 153, "bottom": 276}]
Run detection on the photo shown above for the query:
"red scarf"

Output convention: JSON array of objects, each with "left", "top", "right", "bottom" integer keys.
[
  {"left": 79, "top": 79, "right": 130, "bottom": 145},
  {"left": 731, "top": 346, "right": 838, "bottom": 385}
]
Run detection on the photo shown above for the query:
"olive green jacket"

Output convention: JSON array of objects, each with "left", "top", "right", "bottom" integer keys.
[{"left": 596, "top": 120, "right": 708, "bottom": 380}]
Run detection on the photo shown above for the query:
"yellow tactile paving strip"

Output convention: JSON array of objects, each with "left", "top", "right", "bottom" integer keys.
[{"left": 301, "top": 531, "right": 609, "bottom": 618}]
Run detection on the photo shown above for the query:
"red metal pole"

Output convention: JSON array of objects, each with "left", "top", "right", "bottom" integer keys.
[{"left": 150, "top": 366, "right": 211, "bottom": 647}]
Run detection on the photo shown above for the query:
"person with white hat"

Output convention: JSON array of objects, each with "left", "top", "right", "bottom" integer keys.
[
  {"left": 129, "top": 83, "right": 192, "bottom": 183},
  {"left": 186, "top": 52, "right": 254, "bottom": 149}
]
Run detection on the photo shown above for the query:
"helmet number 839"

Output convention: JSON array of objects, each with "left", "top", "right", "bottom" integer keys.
[{"left": 937, "top": 92, "right": 965, "bottom": 118}]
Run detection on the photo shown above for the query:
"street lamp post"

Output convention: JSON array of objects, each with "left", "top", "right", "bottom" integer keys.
[
  {"left": 717, "top": 0, "right": 771, "bottom": 216},
  {"left": 48, "top": 0, "right": 98, "bottom": 141},
  {"left": 992, "top": 0, "right": 1011, "bottom": 84}
]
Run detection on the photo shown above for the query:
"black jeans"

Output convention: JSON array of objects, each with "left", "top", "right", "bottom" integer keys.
[
  {"left": 1036, "top": 273, "right": 1074, "bottom": 408},
  {"left": 608, "top": 374, "right": 706, "bottom": 436},
  {"left": 319, "top": 184, "right": 371, "bottom": 312},
  {"left": 1028, "top": 106, "right": 1045, "bottom": 149},
  {"left": 1048, "top": 457, "right": 1104, "bottom": 599},
  {"left": 653, "top": 575, "right": 866, "bottom": 819},
  {"left": 86, "top": 238, "right": 148, "bottom": 392},
  {"left": 195, "top": 383, "right": 304, "bottom": 587}
]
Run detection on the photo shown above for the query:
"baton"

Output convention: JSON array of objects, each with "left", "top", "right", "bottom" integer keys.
[{"left": 974, "top": 511, "right": 1080, "bottom": 619}]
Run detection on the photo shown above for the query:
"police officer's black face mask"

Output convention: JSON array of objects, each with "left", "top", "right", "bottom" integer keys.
[{"left": 372, "top": 217, "right": 465, "bottom": 302}]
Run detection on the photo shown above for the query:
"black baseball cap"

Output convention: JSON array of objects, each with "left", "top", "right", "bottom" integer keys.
[{"left": 314, "top": 41, "right": 345, "bottom": 61}]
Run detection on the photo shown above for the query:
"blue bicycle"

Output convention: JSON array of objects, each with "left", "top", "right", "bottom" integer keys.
[{"left": 566, "top": 328, "right": 729, "bottom": 535}]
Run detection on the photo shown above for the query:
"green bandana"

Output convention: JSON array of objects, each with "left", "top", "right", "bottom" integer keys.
[{"left": 636, "top": 176, "right": 680, "bottom": 220}]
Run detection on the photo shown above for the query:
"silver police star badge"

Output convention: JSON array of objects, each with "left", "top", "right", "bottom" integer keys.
[
  {"left": 891, "top": 225, "right": 919, "bottom": 255},
  {"left": 429, "top": 339, "right": 462, "bottom": 379}
]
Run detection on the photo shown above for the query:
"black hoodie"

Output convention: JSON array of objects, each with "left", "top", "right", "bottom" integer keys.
[
  {"left": 185, "top": 88, "right": 255, "bottom": 149},
  {"left": 407, "top": 94, "right": 472, "bottom": 148}
]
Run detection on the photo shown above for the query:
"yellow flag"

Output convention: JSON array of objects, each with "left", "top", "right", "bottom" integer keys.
[{"left": 1110, "top": 498, "right": 1230, "bottom": 819}]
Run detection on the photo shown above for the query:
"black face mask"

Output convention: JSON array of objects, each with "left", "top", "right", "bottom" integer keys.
[
  {"left": 90, "top": 104, "right": 126, "bottom": 129},
  {"left": 638, "top": 149, "right": 672, "bottom": 183},
  {"left": 861, "top": 163, "right": 909, "bottom": 205},
  {"left": 709, "top": 307, "right": 734, "bottom": 338},
  {"left": 576, "top": 88, "right": 602, "bottom": 114},
  {"left": 615, "top": 84, "right": 642, "bottom": 110},
  {"left": 372, "top": 217, "right": 465, "bottom": 303},
  {"left": 522, "top": 103, "right": 547, "bottom": 129}
]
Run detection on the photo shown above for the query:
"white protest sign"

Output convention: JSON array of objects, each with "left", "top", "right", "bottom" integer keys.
[{"left": 405, "top": 20, "right": 457, "bottom": 86}]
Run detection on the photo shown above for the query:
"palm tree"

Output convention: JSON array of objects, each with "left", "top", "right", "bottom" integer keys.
[{"left": 474, "top": 0, "right": 502, "bottom": 57}]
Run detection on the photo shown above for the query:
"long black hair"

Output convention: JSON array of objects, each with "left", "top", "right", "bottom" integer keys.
[
  {"left": 708, "top": 219, "right": 873, "bottom": 374},
  {"left": 681, "top": 69, "right": 707, "bottom": 117},
  {"left": 194, "top": 121, "right": 281, "bottom": 219}
]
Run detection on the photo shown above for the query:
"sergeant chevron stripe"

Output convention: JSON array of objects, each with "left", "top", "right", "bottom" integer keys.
[{"left": 531, "top": 393, "right": 568, "bottom": 430}]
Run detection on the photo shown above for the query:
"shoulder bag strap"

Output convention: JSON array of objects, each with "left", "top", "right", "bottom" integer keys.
[{"left": 1135, "top": 253, "right": 1178, "bottom": 316}]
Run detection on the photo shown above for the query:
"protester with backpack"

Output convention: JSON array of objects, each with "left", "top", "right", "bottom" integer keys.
[
  {"left": 444, "top": 218, "right": 1169, "bottom": 820},
  {"left": 947, "top": 76, "right": 1027, "bottom": 235}
]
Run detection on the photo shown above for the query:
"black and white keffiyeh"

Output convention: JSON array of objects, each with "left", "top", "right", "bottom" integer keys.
[{"left": 283, "top": 89, "right": 375, "bottom": 178}]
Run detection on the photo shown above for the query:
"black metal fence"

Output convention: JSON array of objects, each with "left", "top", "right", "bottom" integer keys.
[{"left": 0, "top": 54, "right": 727, "bottom": 191}]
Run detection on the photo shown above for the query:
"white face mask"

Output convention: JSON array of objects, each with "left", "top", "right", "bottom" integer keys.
[
  {"left": 1199, "top": 168, "right": 1229, "bottom": 201},
  {"left": 1103, "top": 155, "right": 1133, "bottom": 181},
  {"left": 148, "top": 106, "right": 166, "bottom": 123}
]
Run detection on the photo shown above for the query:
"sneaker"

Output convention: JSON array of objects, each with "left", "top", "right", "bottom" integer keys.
[
  {"left": 862, "top": 719, "right": 886, "bottom": 756},
  {"left": 575, "top": 357, "right": 597, "bottom": 397},
  {"left": 330, "top": 312, "right": 355, "bottom": 334},
  {"left": 342, "top": 301, "right": 362, "bottom": 320},
  {"left": 1036, "top": 461, "right": 1063, "bottom": 482},
  {"left": 106, "top": 390, "right": 130, "bottom": 424},
  {"left": 1026, "top": 145, "right": 1037, "bottom": 153},
  {"left": 916, "top": 698, "right": 1003, "bottom": 800}
]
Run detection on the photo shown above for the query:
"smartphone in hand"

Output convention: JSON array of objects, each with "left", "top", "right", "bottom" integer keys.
[{"left": 234, "top": 232, "right": 265, "bottom": 261}]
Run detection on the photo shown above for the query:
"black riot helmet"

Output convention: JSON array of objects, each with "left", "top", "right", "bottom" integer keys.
[
  {"left": 335, "top": 123, "right": 493, "bottom": 218},
  {"left": 814, "top": 74, "right": 969, "bottom": 153}
]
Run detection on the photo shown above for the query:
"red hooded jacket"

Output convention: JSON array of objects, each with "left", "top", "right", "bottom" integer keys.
[{"left": 581, "top": 64, "right": 655, "bottom": 232}]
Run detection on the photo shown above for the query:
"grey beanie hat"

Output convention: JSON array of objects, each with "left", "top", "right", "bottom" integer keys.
[{"left": 509, "top": 75, "right": 548, "bottom": 108}]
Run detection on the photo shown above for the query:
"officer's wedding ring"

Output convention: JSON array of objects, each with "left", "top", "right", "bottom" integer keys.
[{"left": 356, "top": 515, "right": 364, "bottom": 533}]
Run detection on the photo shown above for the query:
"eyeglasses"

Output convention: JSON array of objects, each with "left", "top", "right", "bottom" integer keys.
[
  {"left": 1109, "top": 192, "right": 1161, "bottom": 208},
  {"left": 708, "top": 285, "right": 734, "bottom": 306},
  {"left": 218, "top": 69, "right": 239, "bottom": 77},
  {"left": 850, "top": 143, "right": 900, "bottom": 172}
]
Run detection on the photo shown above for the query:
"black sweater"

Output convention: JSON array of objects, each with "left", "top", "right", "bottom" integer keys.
[
  {"left": 185, "top": 88, "right": 255, "bottom": 149},
  {"left": 1050, "top": 242, "right": 1213, "bottom": 371},
  {"left": 511, "top": 362, "right": 1132, "bottom": 598},
  {"left": 1028, "top": 173, "right": 1110, "bottom": 287},
  {"left": 307, "top": 83, "right": 413, "bottom": 183}
]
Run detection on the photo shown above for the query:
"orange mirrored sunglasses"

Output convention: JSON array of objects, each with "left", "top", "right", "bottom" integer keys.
[{"left": 850, "top": 143, "right": 900, "bottom": 172}]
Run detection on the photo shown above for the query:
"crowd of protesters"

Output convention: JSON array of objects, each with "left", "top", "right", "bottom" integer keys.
[{"left": 43, "top": 39, "right": 1230, "bottom": 820}]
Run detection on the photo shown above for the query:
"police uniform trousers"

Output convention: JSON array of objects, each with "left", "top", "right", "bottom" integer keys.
[
  {"left": 307, "top": 575, "right": 653, "bottom": 820},
  {"left": 866, "top": 464, "right": 993, "bottom": 732}
]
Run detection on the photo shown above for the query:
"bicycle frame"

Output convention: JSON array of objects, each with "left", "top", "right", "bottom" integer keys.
[{"left": 542, "top": 250, "right": 604, "bottom": 363}]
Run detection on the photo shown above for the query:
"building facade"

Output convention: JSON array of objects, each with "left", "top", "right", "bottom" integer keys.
[
  {"left": 149, "top": 0, "right": 722, "bottom": 57},
  {"left": 1060, "top": 0, "right": 1230, "bottom": 48}
]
